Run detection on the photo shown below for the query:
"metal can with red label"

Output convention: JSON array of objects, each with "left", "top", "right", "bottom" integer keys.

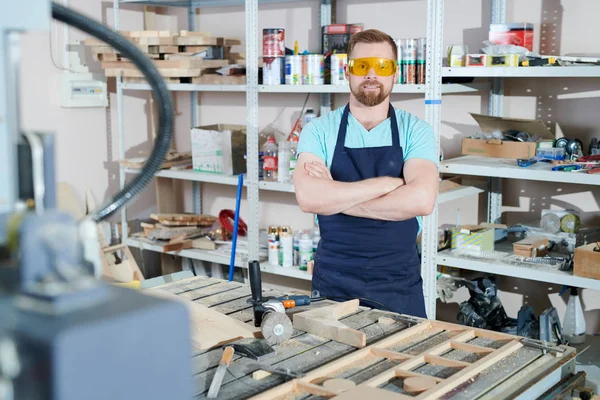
[
  {"left": 262, "top": 57, "right": 284, "bottom": 85},
  {"left": 263, "top": 28, "right": 285, "bottom": 57}
]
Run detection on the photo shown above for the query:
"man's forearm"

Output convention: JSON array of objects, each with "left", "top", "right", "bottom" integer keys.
[
  {"left": 343, "top": 181, "right": 437, "bottom": 221},
  {"left": 295, "top": 176, "right": 403, "bottom": 215}
]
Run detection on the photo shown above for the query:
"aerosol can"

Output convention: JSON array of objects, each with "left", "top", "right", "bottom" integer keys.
[{"left": 563, "top": 287, "right": 586, "bottom": 345}]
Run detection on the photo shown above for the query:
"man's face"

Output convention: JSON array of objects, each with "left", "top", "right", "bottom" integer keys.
[{"left": 345, "top": 42, "right": 398, "bottom": 107}]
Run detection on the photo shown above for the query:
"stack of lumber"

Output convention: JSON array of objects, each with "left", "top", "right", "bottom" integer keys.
[
  {"left": 138, "top": 213, "right": 219, "bottom": 252},
  {"left": 84, "top": 30, "right": 245, "bottom": 84}
]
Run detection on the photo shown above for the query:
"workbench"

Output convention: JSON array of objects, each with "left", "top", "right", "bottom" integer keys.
[{"left": 147, "top": 274, "right": 579, "bottom": 400}]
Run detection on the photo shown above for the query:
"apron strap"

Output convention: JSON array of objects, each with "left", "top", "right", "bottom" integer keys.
[
  {"left": 388, "top": 104, "right": 400, "bottom": 149},
  {"left": 334, "top": 104, "right": 351, "bottom": 155}
]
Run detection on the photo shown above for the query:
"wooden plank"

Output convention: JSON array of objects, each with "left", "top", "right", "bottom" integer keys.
[
  {"left": 180, "top": 30, "right": 211, "bottom": 37},
  {"left": 176, "top": 36, "right": 218, "bottom": 46},
  {"left": 145, "top": 276, "right": 220, "bottom": 294},
  {"left": 334, "top": 386, "right": 412, "bottom": 400},
  {"left": 177, "top": 280, "right": 243, "bottom": 301},
  {"left": 450, "top": 341, "right": 495, "bottom": 355},
  {"left": 423, "top": 354, "right": 470, "bottom": 368},
  {"left": 394, "top": 370, "right": 444, "bottom": 383},
  {"left": 217, "top": 37, "right": 242, "bottom": 46},
  {"left": 293, "top": 300, "right": 366, "bottom": 348},
  {"left": 121, "top": 68, "right": 202, "bottom": 78},
  {"left": 191, "top": 75, "right": 246, "bottom": 84},
  {"left": 135, "top": 36, "right": 175, "bottom": 45},
  {"left": 414, "top": 340, "right": 523, "bottom": 399},
  {"left": 148, "top": 45, "right": 179, "bottom": 54},
  {"left": 147, "top": 289, "right": 261, "bottom": 351},
  {"left": 370, "top": 348, "right": 412, "bottom": 361}
]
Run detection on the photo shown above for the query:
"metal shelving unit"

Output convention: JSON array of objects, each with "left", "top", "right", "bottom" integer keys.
[
  {"left": 436, "top": 1, "right": 600, "bottom": 304},
  {"left": 112, "top": 0, "right": 481, "bottom": 313}
]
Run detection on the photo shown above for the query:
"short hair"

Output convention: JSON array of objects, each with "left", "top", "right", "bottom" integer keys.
[{"left": 347, "top": 29, "right": 398, "bottom": 61}]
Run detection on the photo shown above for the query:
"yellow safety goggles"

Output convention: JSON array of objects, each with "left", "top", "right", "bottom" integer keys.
[{"left": 347, "top": 57, "right": 398, "bottom": 77}]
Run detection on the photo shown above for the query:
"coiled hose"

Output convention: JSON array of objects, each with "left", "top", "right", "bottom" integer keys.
[{"left": 51, "top": 2, "right": 174, "bottom": 222}]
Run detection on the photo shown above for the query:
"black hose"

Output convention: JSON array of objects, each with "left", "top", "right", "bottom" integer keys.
[{"left": 51, "top": 2, "right": 174, "bottom": 222}]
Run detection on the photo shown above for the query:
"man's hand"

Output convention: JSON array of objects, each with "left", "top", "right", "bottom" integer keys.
[{"left": 304, "top": 161, "right": 332, "bottom": 180}]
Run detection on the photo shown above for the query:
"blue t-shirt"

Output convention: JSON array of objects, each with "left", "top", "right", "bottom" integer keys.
[{"left": 297, "top": 105, "right": 438, "bottom": 232}]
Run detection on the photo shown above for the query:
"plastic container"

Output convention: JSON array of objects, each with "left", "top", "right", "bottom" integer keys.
[
  {"left": 293, "top": 230, "right": 301, "bottom": 266},
  {"left": 288, "top": 136, "right": 299, "bottom": 183},
  {"left": 563, "top": 287, "right": 586, "bottom": 345},
  {"left": 268, "top": 225, "right": 279, "bottom": 265},
  {"left": 262, "top": 137, "right": 278, "bottom": 182},
  {"left": 279, "top": 226, "right": 293, "bottom": 267},
  {"left": 299, "top": 233, "right": 314, "bottom": 270},
  {"left": 277, "top": 141, "right": 290, "bottom": 183},
  {"left": 536, "top": 147, "right": 565, "bottom": 161},
  {"left": 303, "top": 109, "right": 317, "bottom": 128}
]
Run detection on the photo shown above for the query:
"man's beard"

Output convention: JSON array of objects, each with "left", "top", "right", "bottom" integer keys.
[{"left": 350, "top": 80, "right": 391, "bottom": 107}]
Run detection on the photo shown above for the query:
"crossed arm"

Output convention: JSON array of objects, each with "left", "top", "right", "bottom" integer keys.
[{"left": 293, "top": 152, "right": 438, "bottom": 221}]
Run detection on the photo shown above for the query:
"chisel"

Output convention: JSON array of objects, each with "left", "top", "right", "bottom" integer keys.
[{"left": 207, "top": 346, "right": 235, "bottom": 398}]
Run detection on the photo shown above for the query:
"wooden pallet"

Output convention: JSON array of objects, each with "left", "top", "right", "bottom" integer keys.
[{"left": 145, "top": 276, "right": 577, "bottom": 400}]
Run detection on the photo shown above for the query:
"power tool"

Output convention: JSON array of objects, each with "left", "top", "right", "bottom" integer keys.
[{"left": 247, "top": 260, "right": 295, "bottom": 345}]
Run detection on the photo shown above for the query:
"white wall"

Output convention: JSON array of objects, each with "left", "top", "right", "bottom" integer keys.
[{"left": 19, "top": 0, "right": 600, "bottom": 332}]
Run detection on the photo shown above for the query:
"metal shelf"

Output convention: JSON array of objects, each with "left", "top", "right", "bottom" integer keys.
[
  {"left": 441, "top": 156, "right": 600, "bottom": 186},
  {"left": 442, "top": 66, "right": 600, "bottom": 78},
  {"left": 437, "top": 248, "right": 600, "bottom": 291},
  {"left": 128, "top": 237, "right": 311, "bottom": 280},
  {"left": 121, "top": 83, "right": 246, "bottom": 92},
  {"left": 438, "top": 185, "right": 484, "bottom": 203},
  {"left": 121, "top": 82, "right": 482, "bottom": 94},
  {"left": 120, "top": 0, "right": 303, "bottom": 7},
  {"left": 125, "top": 168, "right": 482, "bottom": 201}
]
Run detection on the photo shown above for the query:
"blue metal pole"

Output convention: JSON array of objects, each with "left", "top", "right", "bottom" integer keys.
[{"left": 228, "top": 174, "right": 244, "bottom": 281}]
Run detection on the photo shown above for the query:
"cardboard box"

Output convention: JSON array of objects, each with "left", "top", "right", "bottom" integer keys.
[
  {"left": 574, "top": 243, "right": 600, "bottom": 280},
  {"left": 462, "top": 113, "right": 555, "bottom": 159},
  {"left": 191, "top": 124, "right": 247, "bottom": 175},
  {"left": 513, "top": 236, "right": 549, "bottom": 257},
  {"left": 451, "top": 225, "right": 495, "bottom": 252}
]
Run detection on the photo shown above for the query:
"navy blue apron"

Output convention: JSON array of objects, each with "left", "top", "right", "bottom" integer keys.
[{"left": 312, "top": 104, "right": 426, "bottom": 318}]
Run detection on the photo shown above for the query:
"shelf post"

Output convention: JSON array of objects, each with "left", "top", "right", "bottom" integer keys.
[
  {"left": 188, "top": 5, "right": 202, "bottom": 214},
  {"left": 319, "top": 0, "right": 333, "bottom": 116},
  {"left": 423, "top": 0, "right": 444, "bottom": 319},
  {"left": 487, "top": 0, "right": 506, "bottom": 224},
  {"left": 246, "top": 0, "right": 260, "bottom": 263}
]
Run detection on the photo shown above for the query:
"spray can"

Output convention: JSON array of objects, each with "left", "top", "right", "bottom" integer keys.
[
  {"left": 268, "top": 225, "right": 279, "bottom": 265},
  {"left": 402, "top": 38, "right": 417, "bottom": 85},
  {"left": 288, "top": 135, "right": 299, "bottom": 183},
  {"left": 279, "top": 226, "right": 293, "bottom": 267},
  {"left": 563, "top": 287, "right": 586, "bottom": 344},
  {"left": 293, "top": 230, "right": 301, "bottom": 266},
  {"left": 417, "top": 38, "right": 426, "bottom": 85},
  {"left": 299, "top": 233, "right": 313, "bottom": 271}
]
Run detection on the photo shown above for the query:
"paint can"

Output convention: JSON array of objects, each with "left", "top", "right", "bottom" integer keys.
[
  {"left": 285, "top": 55, "right": 303, "bottom": 85},
  {"left": 401, "top": 38, "right": 417, "bottom": 85},
  {"left": 330, "top": 53, "right": 347, "bottom": 85},
  {"left": 262, "top": 57, "right": 284, "bottom": 85},
  {"left": 262, "top": 28, "right": 285, "bottom": 57},
  {"left": 303, "top": 54, "right": 324, "bottom": 85},
  {"left": 416, "top": 38, "right": 427, "bottom": 85},
  {"left": 268, "top": 225, "right": 279, "bottom": 265},
  {"left": 279, "top": 226, "right": 294, "bottom": 267}
]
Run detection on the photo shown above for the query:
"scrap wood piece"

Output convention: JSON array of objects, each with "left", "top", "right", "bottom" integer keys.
[
  {"left": 191, "top": 75, "right": 246, "bottom": 85},
  {"left": 146, "top": 289, "right": 261, "bottom": 350},
  {"left": 292, "top": 299, "right": 366, "bottom": 348},
  {"left": 151, "top": 213, "right": 217, "bottom": 224},
  {"left": 118, "top": 152, "right": 192, "bottom": 170},
  {"left": 332, "top": 386, "right": 411, "bottom": 400}
]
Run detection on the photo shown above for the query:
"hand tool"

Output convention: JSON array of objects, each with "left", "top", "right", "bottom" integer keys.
[
  {"left": 517, "top": 158, "right": 537, "bottom": 167},
  {"left": 207, "top": 346, "right": 235, "bottom": 398},
  {"left": 552, "top": 164, "right": 582, "bottom": 171},
  {"left": 248, "top": 260, "right": 294, "bottom": 345},
  {"left": 276, "top": 295, "right": 312, "bottom": 309},
  {"left": 225, "top": 338, "right": 276, "bottom": 362}
]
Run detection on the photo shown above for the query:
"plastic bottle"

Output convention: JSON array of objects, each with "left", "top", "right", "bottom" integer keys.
[
  {"left": 288, "top": 136, "right": 299, "bottom": 183},
  {"left": 299, "top": 233, "right": 313, "bottom": 271},
  {"left": 563, "top": 287, "right": 586, "bottom": 345},
  {"left": 277, "top": 141, "right": 290, "bottom": 183},
  {"left": 303, "top": 108, "right": 316, "bottom": 128},
  {"left": 293, "top": 230, "right": 301, "bottom": 266},
  {"left": 262, "top": 137, "right": 278, "bottom": 182},
  {"left": 279, "top": 226, "right": 293, "bottom": 267},
  {"left": 312, "top": 228, "right": 321, "bottom": 254}
]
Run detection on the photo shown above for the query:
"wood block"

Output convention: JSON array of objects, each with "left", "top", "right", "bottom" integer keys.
[
  {"left": 322, "top": 379, "right": 356, "bottom": 394},
  {"left": 176, "top": 36, "right": 218, "bottom": 46},
  {"left": 252, "top": 370, "right": 271, "bottom": 381},
  {"left": 403, "top": 376, "right": 437, "bottom": 394},
  {"left": 292, "top": 300, "right": 366, "bottom": 348},
  {"left": 121, "top": 68, "right": 202, "bottom": 78},
  {"left": 181, "top": 45, "right": 210, "bottom": 53},
  {"left": 104, "top": 68, "right": 123, "bottom": 77},
  {"left": 192, "top": 237, "right": 217, "bottom": 250},
  {"left": 148, "top": 45, "right": 179, "bottom": 54},
  {"left": 191, "top": 75, "right": 246, "bottom": 85},
  {"left": 162, "top": 240, "right": 193, "bottom": 252},
  {"left": 574, "top": 243, "right": 600, "bottom": 280},
  {"left": 146, "top": 290, "right": 262, "bottom": 350},
  {"left": 84, "top": 38, "right": 107, "bottom": 46},
  {"left": 217, "top": 38, "right": 242, "bottom": 46},
  {"left": 180, "top": 30, "right": 211, "bottom": 37},
  {"left": 513, "top": 236, "right": 549, "bottom": 257},
  {"left": 135, "top": 36, "right": 175, "bottom": 46}
]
